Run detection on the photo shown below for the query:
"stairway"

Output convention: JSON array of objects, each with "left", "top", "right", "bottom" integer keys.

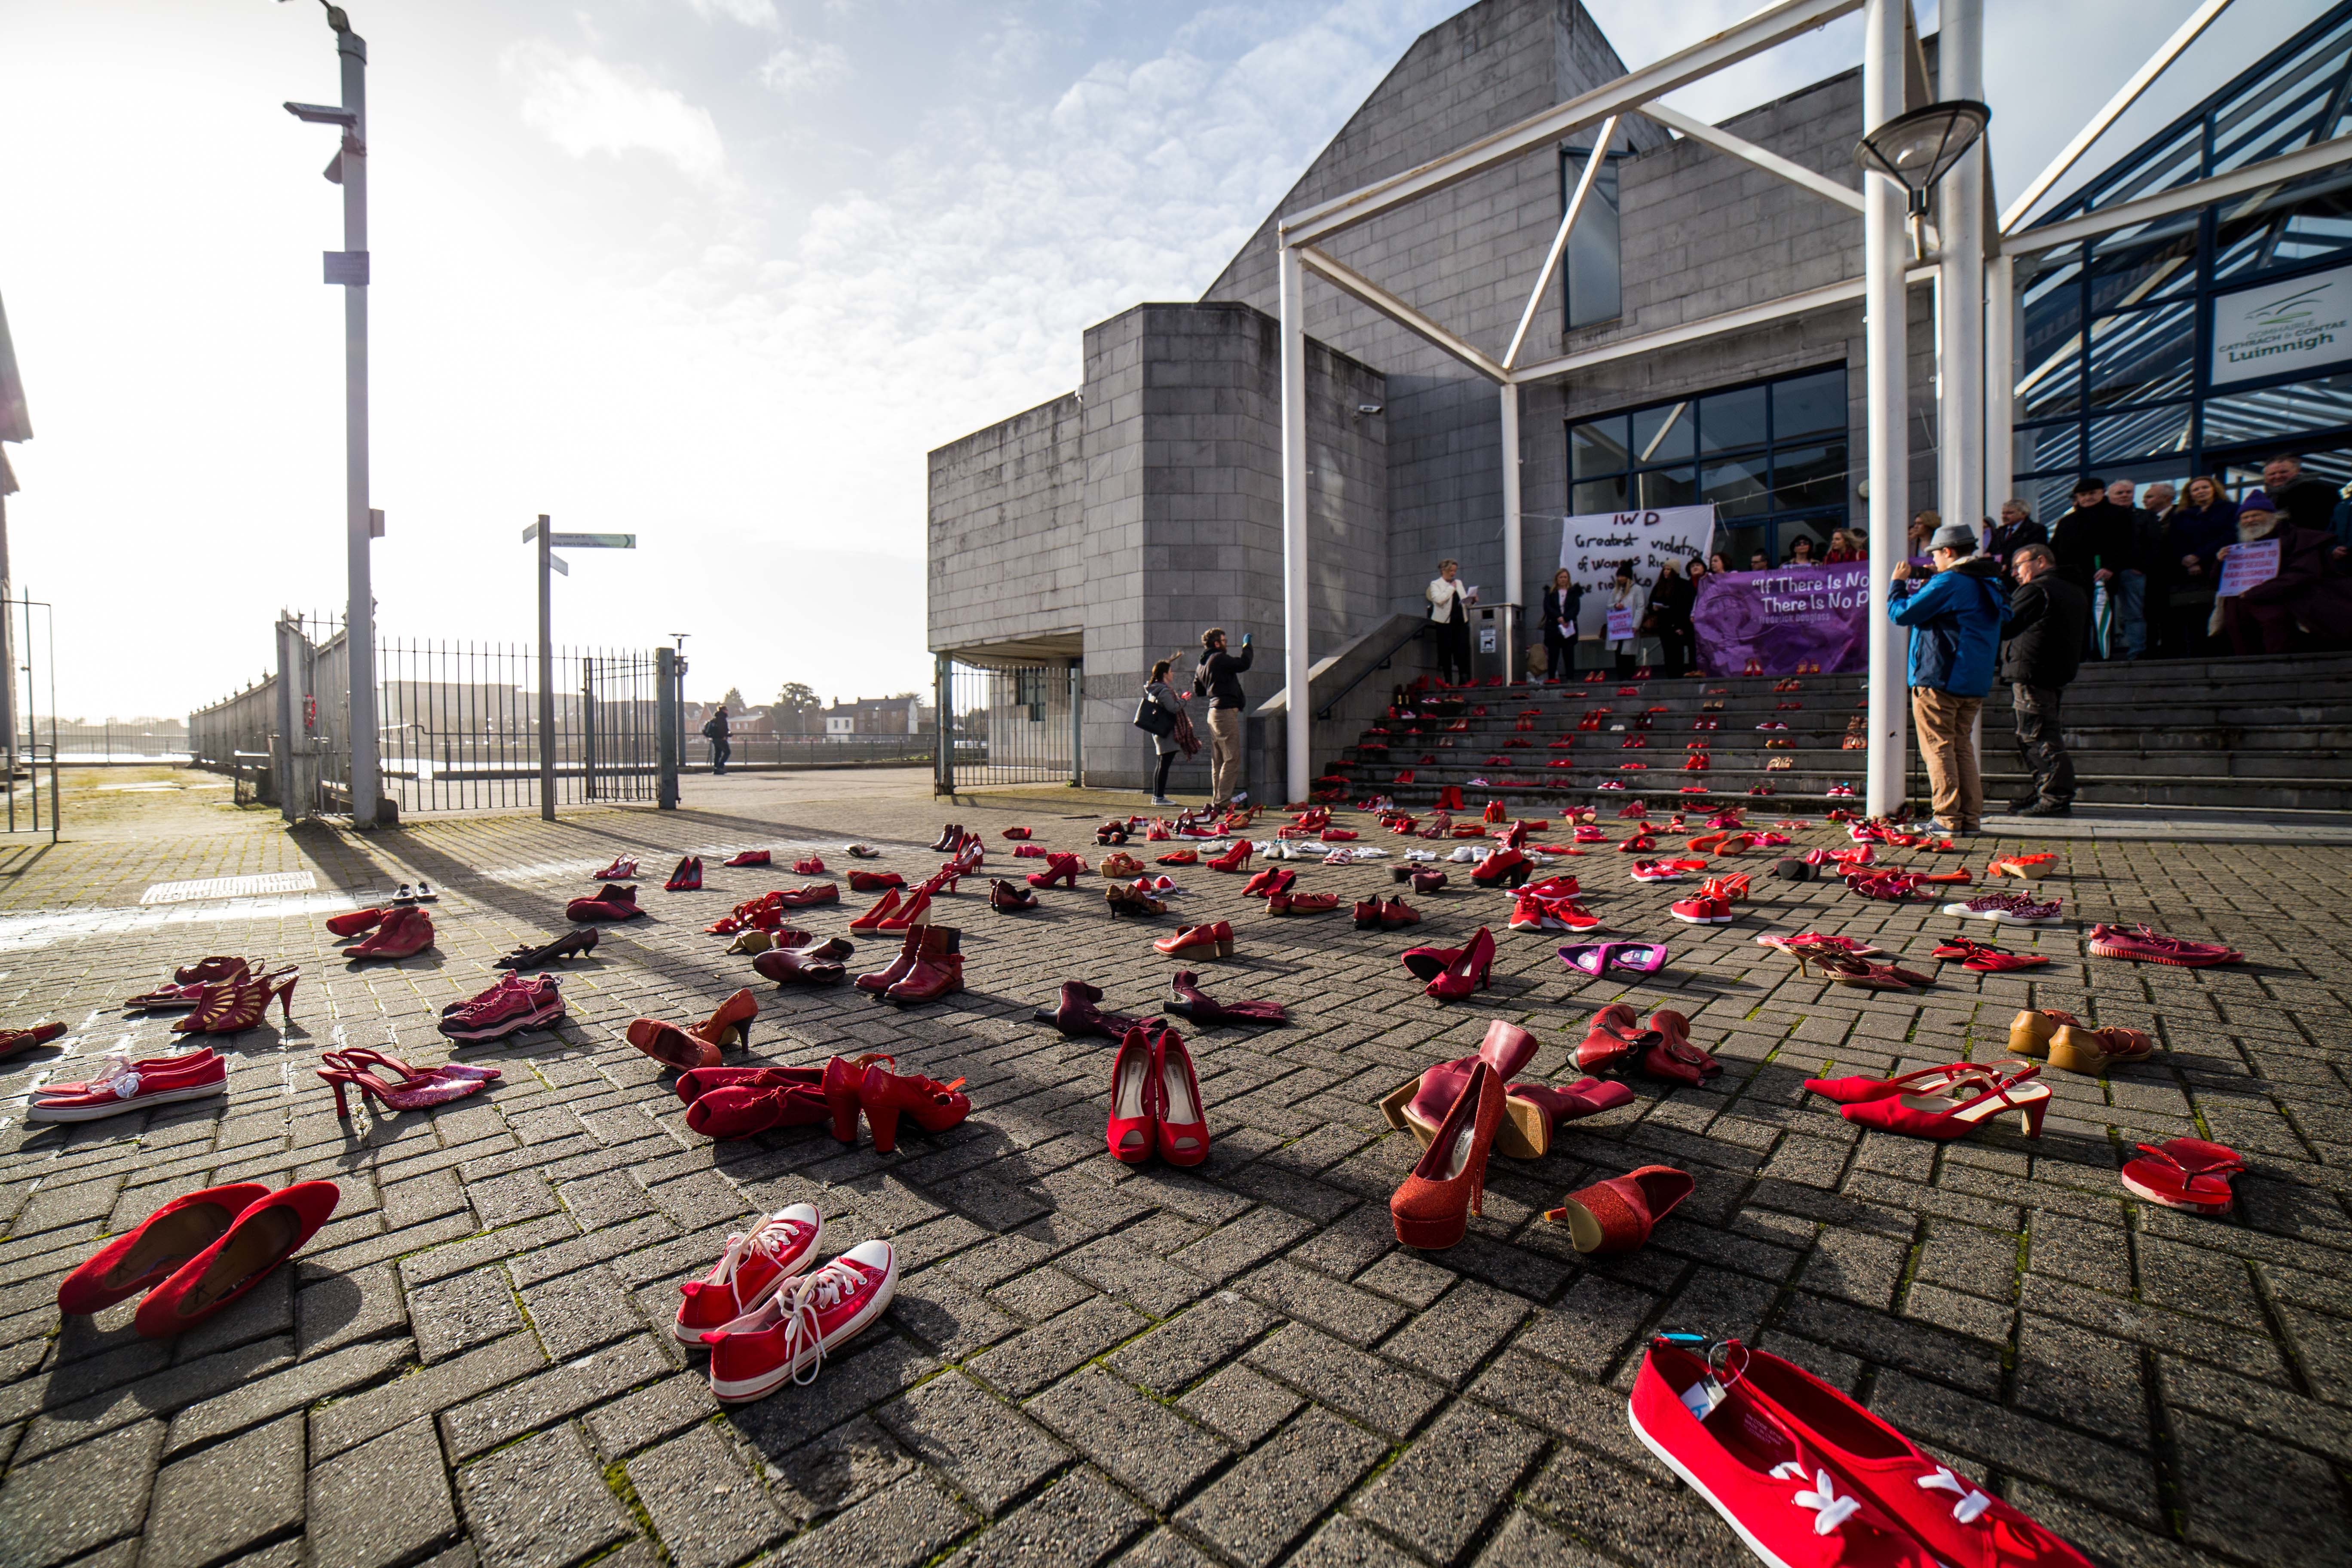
[{"left": 1325, "top": 651, "right": 2352, "bottom": 815}]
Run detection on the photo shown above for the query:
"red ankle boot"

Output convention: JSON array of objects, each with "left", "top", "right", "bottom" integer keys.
[
  {"left": 882, "top": 927, "right": 963, "bottom": 1006},
  {"left": 855, "top": 929, "right": 923, "bottom": 994}
]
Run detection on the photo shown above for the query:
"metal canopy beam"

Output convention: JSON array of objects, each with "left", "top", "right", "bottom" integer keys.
[
  {"left": 1504, "top": 114, "right": 1619, "bottom": 371},
  {"left": 1279, "top": 0, "right": 1864, "bottom": 248},
  {"left": 1295, "top": 246, "right": 1509, "bottom": 381},
  {"left": 1637, "top": 102, "right": 1865, "bottom": 213},
  {"left": 2000, "top": 0, "right": 2233, "bottom": 233},
  {"left": 2004, "top": 135, "right": 2352, "bottom": 255}
]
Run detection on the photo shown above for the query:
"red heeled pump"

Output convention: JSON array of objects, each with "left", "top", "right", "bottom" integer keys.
[
  {"left": 859, "top": 1060, "right": 969, "bottom": 1154},
  {"left": 132, "top": 1182, "right": 342, "bottom": 1338},
  {"left": 58, "top": 1182, "right": 273, "bottom": 1315},
  {"left": 1154, "top": 1027, "right": 1209, "bottom": 1167},
  {"left": 1107, "top": 1026, "right": 1156, "bottom": 1162},
  {"left": 1390, "top": 1062, "right": 1502, "bottom": 1249},
  {"left": 848, "top": 888, "right": 902, "bottom": 931},
  {"left": 1422, "top": 926, "right": 1495, "bottom": 1001},
  {"left": 821, "top": 1052, "right": 894, "bottom": 1142}
]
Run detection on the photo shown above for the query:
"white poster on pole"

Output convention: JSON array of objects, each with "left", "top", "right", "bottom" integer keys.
[{"left": 1559, "top": 505, "right": 1717, "bottom": 639}]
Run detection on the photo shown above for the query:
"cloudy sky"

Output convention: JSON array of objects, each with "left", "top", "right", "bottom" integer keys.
[{"left": 0, "top": 0, "right": 2316, "bottom": 720}]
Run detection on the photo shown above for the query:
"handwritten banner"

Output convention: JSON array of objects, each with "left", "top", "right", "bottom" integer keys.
[
  {"left": 1559, "top": 505, "right": 1716, "bottom": 640},
  {"left": 1688, "top": 562, "right": 1872, "bottom": 676}
]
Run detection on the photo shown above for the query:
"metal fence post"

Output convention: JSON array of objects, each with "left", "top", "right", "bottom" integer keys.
[
  {"left": 655, "top": 647, "right": 679, "bottom": 808},
  {"left": 934, "top": 652, "right": 953, "bottom": 797},
  {"left": 1068, "top": 660, "right": 1082, "bottom": 787},
  {"left": 536, "top": 516, "right": 555, "bottom": 822}
]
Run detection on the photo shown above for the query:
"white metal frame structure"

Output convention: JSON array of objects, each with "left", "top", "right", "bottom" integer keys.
[{"left": 1269, "top": 0, "right": 2352, "bottom": 818}]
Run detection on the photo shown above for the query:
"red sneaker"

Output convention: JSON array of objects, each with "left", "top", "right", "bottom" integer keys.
[
  {"left": 673, "top": 1204, "right": 822, "bottom": 1345},
  {"left": 2086, "top": 922, "right": 2241, "bottom": 966},
  {"left": 1669, "top": 893, "right": 1733, "bottom": 925},
  {"left": 702, "top": 1240, "right": 899, "bottom": 1403}
]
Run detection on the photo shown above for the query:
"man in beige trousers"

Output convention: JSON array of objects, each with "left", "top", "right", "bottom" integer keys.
[
  {"left": 1193, "top": 628, "right": 1254, "bottom": 810},
  {"left": 1887, "top": 523, "right": 2009, "bottom": 834}
]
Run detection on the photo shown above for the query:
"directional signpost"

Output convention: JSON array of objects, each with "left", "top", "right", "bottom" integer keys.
[{"left": 524, "top": 517, "right": 637, "bottom": 820}]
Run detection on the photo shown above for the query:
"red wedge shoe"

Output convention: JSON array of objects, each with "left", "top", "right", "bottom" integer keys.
[
  {"left": 133, "top": 1181, "right": 342, "bottom": 1338},
  {"left": 876, "top": 885, "right": 934, "bottom": 932},
  {"left": 58, "top": 1182, "right": 274, "bottom": 1316},
  {"left": 849, "top": 888, "right": 902, "bottom": 931}
]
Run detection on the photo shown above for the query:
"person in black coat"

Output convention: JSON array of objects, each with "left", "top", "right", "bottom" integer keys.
[
  {"left": 1540, "top": 568, "right": 1582, "bottom": 682},
  {"left": 1985, "top": 501, "right": 2046, "bottom": 583},
  {"left": 2047, "top": 477, "right": 2137, "bottom": 597},
  {"left": 1649, "top": 558, "right": 1697, "bottom": 677},
  {"left": 2262, "top": 453, "right": 2341, "bottom": 535},
  {"left": 1998, "top": 543, "right": 2088, "bottom": 815}
]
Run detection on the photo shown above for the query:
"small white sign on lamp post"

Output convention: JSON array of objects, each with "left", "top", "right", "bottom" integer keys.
[{"left": 522, "top": 518, "right": 636, "bottom": 820}]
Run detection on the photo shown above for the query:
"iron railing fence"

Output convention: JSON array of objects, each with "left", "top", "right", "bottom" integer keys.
[
  {"left": 687, "top": 733, "right": 934, "bottom": 770},
  {"left": 42, "top": 725, "right": 197, "bottom": 762},
  {"left": 938, "top": 655, "right": 1080, "bottom": 790},
  {"left": 190, "top": 679, "right": 276, "bottom": 770}
]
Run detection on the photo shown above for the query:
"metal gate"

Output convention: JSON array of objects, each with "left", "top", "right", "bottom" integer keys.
[
  {"left": 936, "top": 655, "right": 1079, "bottom": 792},
  {"left": 206, "top": 615, "right": 665, "bottom": 816}
]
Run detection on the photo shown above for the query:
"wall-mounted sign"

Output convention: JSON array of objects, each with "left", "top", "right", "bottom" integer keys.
[{"left": 2211, "top": 263, "right": 2352, "bottom": 386}]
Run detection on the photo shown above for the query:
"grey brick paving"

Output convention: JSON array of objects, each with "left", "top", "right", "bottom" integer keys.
[{"left": 2, "top": 775, "right": 2350, "bottom": 1568}]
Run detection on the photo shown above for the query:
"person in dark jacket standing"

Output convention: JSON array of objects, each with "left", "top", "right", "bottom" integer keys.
[
  {"left": 1984, "top": 501, "right": 2046, "bottom": 581},
  {"left": 2047, "top": 477, "right": 2137, "bottom": 617},
  {"left": 1541, "top": 568, "right": 1582, "bottom": 681},
  {"left": 2262, "top": 453, "right": 2340, "bottom": 535},
  {"left": 1650, "top": 558, "right": 1696, "bottom": 677},
  {"left": 700, "top": 706, "right": 732, "bottom": 775},
  {"left": 1889, "top": 523, "right": 2009, "bottom": 834},
  {"left": 1998, "top": 544, "right": 2087, "bottom": 817},
  {"left": 1194, "top": 628, "right": 1253, "bottom": 811}
]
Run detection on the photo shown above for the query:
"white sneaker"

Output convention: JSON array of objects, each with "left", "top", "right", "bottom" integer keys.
[{"left": 1150, "top": 796, "right": 1176, "bottom": 806}]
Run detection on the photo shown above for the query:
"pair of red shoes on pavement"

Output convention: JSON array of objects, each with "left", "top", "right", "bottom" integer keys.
[
  {"left": 626, "top": 989, "right": 762, "bottom": 1071},
  {"left": 671, "top": 1204, "right": 899, "bottom": 1406},
  {"left": 330, "top": 904, "right": 436, "bottom": 959},
  {"left": 1380, "top": 1020, "right": 1631, "bottom": 1167},
  {"left": 1578, "top": 1003, "right": 1720, "bottom": 1086},
  {"left": 1632, "top": 1332, "right": 2091, "bottom": 1568},
  {"left": 1107, "top": 1023, "right": 1209, "bottom": 1167},
  {"left": 27, "top": 1046, "right": 230, "bottom": 1122},
  {"left": 569, "top": 884, "right": 643, "bottom": 922},
  {"left": 1400, "top": 926, "right": 1497, "bottom": 1001},
  {"left": 665, "top": 856, "right": 706, "bottom": 891},
  {"left": 58, "top": 1180, "right": 342, "bottom": 1339},
  {"left": 1669, "top": 873, "right": 1749, "bottom": 925},
  {"left": 854, "top": 925, "right": 964, "bottom": 1004},
  {"left": 751, "top": 931, "right": 856, "bottom": 985},
  {"left": 437, "top": 973, "right": 564, "bottom": 1042},
  {"left": 849, "top": 883, "right": 934, "bottom": 933},
  {"left": 1351, "top": 897, "right": 1420, "bottom": 930}
]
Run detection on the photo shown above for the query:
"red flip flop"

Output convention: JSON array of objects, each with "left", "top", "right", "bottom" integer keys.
[{"left": 2121, "top": 1137, "right": 2242, "bottom": 1213}]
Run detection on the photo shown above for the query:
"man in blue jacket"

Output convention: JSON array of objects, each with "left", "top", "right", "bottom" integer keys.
[{"left": 1889, "top": 521, "right": 2009, "bottom": 834}]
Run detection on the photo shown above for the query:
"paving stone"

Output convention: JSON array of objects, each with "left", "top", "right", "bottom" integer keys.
[
  {"left": 584, "top": 1371, "right": 718, "bottom": 1460},
  {"left": 1379, "top": 1279, "right": 1531, "bottom": 1387},
  {"left": 311, "top": 1332, "right": 548, "bottom": 1462},
  {"left": 1246, "top": 1324, "right": 1448, "bottom": 1441},
  {"left": 297, "top": 1262, "right": 410, "bottom": 1359},
  {"left": 942, "top": 1467, "right": 1151, "bottom": 1568},
  {"left": 309, "top": 1418, "right": 461, "bottom": 1568},
  {"left": 2173, "top": 1410, "right": 2351, "bottom": 1567},
  {"left": 0, "top": 1417, "right": 162, "bottom": 1568},
  {"left": 443, "top": 1335, "right": 677, "bottom": 1461},
  {"left": 1106, "top": 1292, "right": 1277, "bottom": 1396},
  {"left": 1178, "top": 1363, "right": 1305, "bottom": 1449},
  {"left": 457, "top": 1424, "right": 634, "bottom": 1568},
  {"left": 773, "top": 1472, "right": 971, "bottom": 1568},
  {"left": 1287, "top": 1515, "right": 1423, "bottom": 1567},
  {"left": 1028, "top": 1365, "right": 1228, "bottom": 1509},
  {"left": 625, "top": 1425, "right": 789, "bottom": 1568},
  {"left": 764, "top": 1414, "right": 914, "bottom": 1523},
  {"left": 1235, "top": 1260, "right": 1406, "bottom": 1347},
  {"left": 1171, "top": 1408, "right": 1387, "bottom": 1568},
  {"left": 1350, "top": 1401, "right": 1549, "bottom": 1565},
  {"left": 142, "top": 1414, "right": 307, "bottom": 1568},
  {"left": 969, "top": 1296, "right": 1148, "bottom": 1400},
  {"left": 408, "top": 1270, "right": 521, "bottom": 1364},
  {"left": 518, "top": 1268, "right": 649, "bottom": 1361},
  {"left": 168, "top": 1335, "right": 414, "bottom": 1456},
  {"left": 874, "top": 1371, "right": 1071, "bottom": 1517}
]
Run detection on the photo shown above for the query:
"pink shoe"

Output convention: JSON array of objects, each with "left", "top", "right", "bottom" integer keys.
[
  {"left": 674, "top": 1204, "right": 822, "bottom": 1344},
  {"left": 701, "top": 1240, "right": 898, "bottom": 1403}
]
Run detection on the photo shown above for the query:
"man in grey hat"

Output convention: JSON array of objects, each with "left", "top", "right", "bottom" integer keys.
[{"left": 1888, "top": 522, "right": 2010, "bottom": 834}]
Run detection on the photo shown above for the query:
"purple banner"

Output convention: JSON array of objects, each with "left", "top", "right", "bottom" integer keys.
[{"left": 1689, "top": 562, "right": 1871, "bottom": 676}]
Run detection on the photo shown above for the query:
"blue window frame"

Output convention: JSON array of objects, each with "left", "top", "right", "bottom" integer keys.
[
  {"left": 2012, "top": 3, "right": 2352, "bottom": 518},
  {"left": 1565, "top": 364, "right": 1849, "bottom": 565}
]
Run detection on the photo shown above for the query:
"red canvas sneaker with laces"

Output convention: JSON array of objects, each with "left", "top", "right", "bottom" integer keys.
[
  {"left": 1629, "top": 1336, "right": 1942, "bottom": 1568},
  {"left": 674, "top": 1204, "right": 822, "bottom": 1344},
  {"left": 702, "top": 1240, "right": 898, "bottom": 1404}
]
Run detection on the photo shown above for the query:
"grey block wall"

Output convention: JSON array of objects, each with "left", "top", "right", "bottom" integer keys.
[
  {"left": 1199, "top": 0, "right": 1665, "bottom": 628},
  {"left": 926, "top": 394, "right": 1086, "bottom": 652}
]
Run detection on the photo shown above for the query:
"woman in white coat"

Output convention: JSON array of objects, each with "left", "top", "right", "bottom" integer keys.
[
  {"left": 1426, "top": 560, "right": 1476, "bottom": 685},
  {"left": 1605, "top": 561, "right": 1648, "bottom": 675}
]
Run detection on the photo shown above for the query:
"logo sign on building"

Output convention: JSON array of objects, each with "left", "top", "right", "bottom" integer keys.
[
  {"left": 2210, "top": 263, "right": 2352, "bottom": 386},
  {"left": 1557, "top": 504, "right": 1716, "bottom": 639}
]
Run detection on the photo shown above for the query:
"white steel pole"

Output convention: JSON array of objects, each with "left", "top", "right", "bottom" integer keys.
[
  {"left": 339, "top": 27, "right": 379, "bottom": 827},
  {"left": 1501, "top": 381, "right": 1522, "bottom": 681},
  {"left": 1862, "top": 0, "right": 1908, "bottom": 818},
  {"left": 1985, "top": 251, "right": 2016, "bottom": 523},
  {"left": 1938, "top": 0, "right": 1984, "bottom": 549},
  {"left": 1278, "top": 245, "right": 1311, "bottom": 808}
]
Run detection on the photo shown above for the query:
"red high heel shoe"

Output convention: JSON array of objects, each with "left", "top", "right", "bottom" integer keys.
[
  {"left": 875, "top": 885, "right": 934, "bottom": 933},
  {"left": 1108, "top": 1025, "right": 1158, "bottom": 1163},
  {"left": 1154, "top": 1027, "right": 1209, "bottom": 1167},
  {"left": 823, "top": 1053, "right": 894, "bottom": 1141},
  {"left": 56, "top": 1182, "right": 274, "bottom": 1315},
  {"left": 174, "top": 955, "right": 254, "bottom": 985},
  {"left": 1544, "top": 1166, "right": 1693, "bottom": 1255},
  {"left": 849, "top": 888, "right": 902, "bottom": 931},
  {"left": 1470, "top": 847, "right": 1531, "bottom": 888},
  {"left": 1840, "top": 1066, "right": 2051, "bottom": 1140},
  {"left": 1390, "top": 1062, "right": 1502, "bottom": 1249},
  {"left": 172, "top": 969, "right": 299, "bottom": 1035},
  {"left": 315, "top": 1051, "right": 499, "bottom": 1116},
  {"left": 132, "top": 1181, "right": 342, "bottom": 1338},
  {"left": 858, "top": 1060, "right": 970, "bottom": 1154},
  {"left": 624, "top": 1017, "right": 720, "bottom": 1072},
  {"left": 1422, "top": 927, "right": 1495, "bottom": 1001},
  {"left": 691, "top": 988, "right": 759, "bottom": 1051}
]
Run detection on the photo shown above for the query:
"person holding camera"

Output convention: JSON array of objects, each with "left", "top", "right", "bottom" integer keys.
[{"left": 1193, "top": 628, "right": 1253, "bottom": 811}]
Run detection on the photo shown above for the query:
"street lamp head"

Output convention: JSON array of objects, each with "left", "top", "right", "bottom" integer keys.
[
  {"left": 284, "top": 101, "right": 356, "bottom": 126},
  {"left": 1855, "top": 100, "right": 1990, "bottom": 216},
  {"left": 279, "top": 0, "right": 352, "bottom": 34}
]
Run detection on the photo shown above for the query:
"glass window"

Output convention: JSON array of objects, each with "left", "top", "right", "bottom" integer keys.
[
  {"left": 2087, "top": 303, "right": 2195, "bottom": 409},
  {"left": 1564, "top": 147, "right": 1622, "bottom": 329},
  {"left": 1572, "top": 475, "right": 1628, "bottom": 514},
  {"left": 1698, "top": 386, "right": 1768, "bottom": 454},
  {"left": 2214, "top": 182, "right": 2352, "bottom": 279},
  {"left": 1570, "top": 416, "right": 1629, "bottom": 479},
  {"left": 1771, "top": 369, "right": 1845, "bottom": 439},
  {"left": 2088, "top": 226, "right": 2199, "bottom": 310},
  {"left": 1700, "top": 456, "right": 1769, "bottom": 517},
  {"left": 1772, "top": 442, "right": 1846, "bottom": 510},
  {"left": 2025, "top": 420, "right": 2082, "bottom": 475},
  {"left": 1632, "top": 402, "right": 1693, "bottom": 465},
  {"left": 2088, "top": 404, "right": 2193, "bottom": 466},
  {"left": 2201, "top": 372, "right": 2352, "bottom": 447},
  {"left": 1633, "top": 467, "right": 1696, "bottom": 508}
]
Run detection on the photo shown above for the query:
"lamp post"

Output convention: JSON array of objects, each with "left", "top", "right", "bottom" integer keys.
[
  {"left": 282, "top": 0, "right": 381, "bottom": 825},
  {"left": 1853, "top": 41, "right": 1988, "bottom": 819}
]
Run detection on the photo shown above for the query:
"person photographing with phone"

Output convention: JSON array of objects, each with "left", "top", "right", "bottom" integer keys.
[{"left": 1193, "top": 628, "right": 1253, "bottom": 812}]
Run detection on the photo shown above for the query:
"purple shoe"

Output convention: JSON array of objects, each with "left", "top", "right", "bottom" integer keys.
[{"left": 1556, "top": 940, "right": 1671, "bottom": 978}]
